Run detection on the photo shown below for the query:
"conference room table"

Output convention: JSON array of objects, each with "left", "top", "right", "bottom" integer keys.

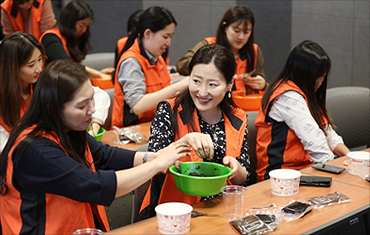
[
  {"left": 101, "top": 122, "right": 151, "bottom": 150},
  {"left": 106, "top": 156, "right": 370, "bottom": 234}
]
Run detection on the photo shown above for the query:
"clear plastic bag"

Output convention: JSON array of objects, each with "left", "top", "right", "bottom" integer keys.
[
  {"left": 306, "top": 191, "right": 351, "bottom": 208},
  {"left": 280, "top": 201, "right": 313, "bottom": 222},
  {"left": 247, "top": 205, "right": 284, "bottom": 231},
  {"left": 112, "top": 125, "right": 148, "bottom": 145},
  {"left": 231, "top": 214, "right": 274, "bottom": 235}
]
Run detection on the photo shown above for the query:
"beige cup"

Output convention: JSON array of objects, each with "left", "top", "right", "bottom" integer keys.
[
  {"left": 72, "top": 228, "right": 103, "bottom": 235},
  {"left": 221, "top": 185, "right": 247, "bottom": 221},
  {"left": 347, "top": 151, "right": 370, "bottom": 175},
  {"left": 269, "top": 169, "right": 301, "bottom": 196},
  {"left": 155, "top": 202, "right": 193, "bottom": 234}
]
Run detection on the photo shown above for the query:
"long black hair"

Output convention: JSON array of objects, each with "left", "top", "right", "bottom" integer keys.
[
  {"left": 171, "top": 44, "right": 237, "bottom": 136},
  {"left": 0, "top": 60, "right": 91, "bottom": 194},
  {"left": 57, "top": 0, "right": 93, "bottom": 62},
  {"left": 216, "top": 5, "right": 255, "bottom": 73},
  {"left": 117, "top": 6, "right": 177, "bottom": 60},
  {"left": 261, "top": 40, "right": 332, "bottom": 132},
  {"left": 0, "top": 31, "right": 45, "bottom": 129}
]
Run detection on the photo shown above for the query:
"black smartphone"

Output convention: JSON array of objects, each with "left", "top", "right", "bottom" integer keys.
[
  {"left": 299, "top": 176, "right": 332, "bottom": 187},
  {"left": 312, "top": 163, "right": 345, "bottom": 174}
]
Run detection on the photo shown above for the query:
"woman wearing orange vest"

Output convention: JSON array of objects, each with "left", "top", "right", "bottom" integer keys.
[
  {"left": 39, "top": 0, "right": 113, "bottom": 79},
  {"left": 138, "top": 44, "right": 250, "bottom": 220},
  {"left": 0, "top": 60, "right": 191, "bottom": 234},
  {"left": 112, "top": 6, "right": 188, "bottom": 128},
  {"left": 255, "top": 40, "right": 350, "bottom": 182},
  {"left": 40, "top": 0, "right": 112, "bottom": 134},
  {"left": 176, "top": 5, "right": 267, "bottom": 94},
  {"left": 114, "top": 9, "right": 170, "bottom": 74},
  {"left": 0, "top": 31, "right": 45, "bottom": 152},
  {"left": 1, "top": 0, "right": 55, "bottom": 39}
]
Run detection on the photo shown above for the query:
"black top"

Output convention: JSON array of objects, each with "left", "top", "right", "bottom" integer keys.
[{"left": 13, "top": 134, "right": 135, "bottom": 207}]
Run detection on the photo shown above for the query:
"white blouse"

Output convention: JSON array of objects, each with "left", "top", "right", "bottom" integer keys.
[{"left": 268, "top": 90, "right": 344, "bottom": 163}]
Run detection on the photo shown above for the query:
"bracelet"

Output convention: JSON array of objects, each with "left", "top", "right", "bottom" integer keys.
[{"left": 143, "top": 152, "right": 148, "bottom": 163}]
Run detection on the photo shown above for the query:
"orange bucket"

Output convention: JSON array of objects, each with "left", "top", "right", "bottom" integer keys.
[
  {"left": 91, "top": 78, "right": 114, "bottom": 90},
  {"left": 232, "top": 90, "right": 263, "bottom": 112}
]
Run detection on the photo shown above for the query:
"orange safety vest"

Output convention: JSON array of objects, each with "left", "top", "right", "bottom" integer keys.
[
  {"left": 1, "top": 0, "right": 44, "bottom": 39},
  {"left": 116, "top": 36, "right": 170, "bottom": 65},
  {"left": 112, "top": 39, "right": 171, "bottom": 128},
  {"left": 140, "top": 98, "right": 247, "bottom": 211},
  {"left": 0, "top": 126, "right": 110, "bottom": 234},
  {"left": 204, "top": 37, "right": 258, "bottom": 91},
  {"left": 255, "top": 81, "right": 328, "bottom": 182},
  {"left": 39, "top": 27, "right": 71, "bottom": 58},
  {"left": 0, "top": 86, "right": 33, "bottom": 133},
  {"left": 116, "top": 36, "right": 128, "bottom": 56}
]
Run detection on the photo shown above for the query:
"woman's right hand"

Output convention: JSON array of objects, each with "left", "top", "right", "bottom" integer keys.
[
  {"left": 178, "top": 133, "right": 214, "bottom": 160},
  {"left": 154, "top": 142, "right": 191, "bottom": 172}
]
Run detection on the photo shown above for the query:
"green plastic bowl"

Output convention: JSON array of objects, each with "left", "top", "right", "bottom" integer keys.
[
  {"left": 169, "top": 162, "right": 232, "bottom": 197},
  {"left": 87, "top": 127, "right": 106, "bottom": 141}
]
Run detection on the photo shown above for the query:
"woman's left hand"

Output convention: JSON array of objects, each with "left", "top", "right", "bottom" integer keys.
[
  {"left": 100, "top": 67, "right": 115, "bottom": 74},
  {"left": 244, "top": 75, "right": 266, "bottom": 90},
  {"left": 223, "top": 156, "right": 240, "bottom": 180}
]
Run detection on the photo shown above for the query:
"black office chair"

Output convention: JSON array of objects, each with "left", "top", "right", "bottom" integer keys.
[
  {"left": 326, "top": 86, "right": 370, "bottom": 150},
  {"left": 246, "top": 111, "right": 259, "bottom": 185}
]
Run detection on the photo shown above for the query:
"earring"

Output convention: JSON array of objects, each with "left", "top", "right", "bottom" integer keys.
[{"left": 228, "top": 91, "right": 231, "bottom": 98}]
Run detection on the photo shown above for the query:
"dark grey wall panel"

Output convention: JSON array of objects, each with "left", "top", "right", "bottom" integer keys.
[
  {"left": 86, "top": 0, "right": 142, "bottom": 53},
  {"left": 238, "top": 0, "right": 292, "bottom": 82},
  {"left": 292, "top": 0, "right": 369, "bottom": 88}
]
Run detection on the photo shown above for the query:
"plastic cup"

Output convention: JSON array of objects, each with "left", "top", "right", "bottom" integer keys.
[
  {"left": 72, "top": 228, "right": 103, "bottom": 235},
  {"left": 155, "top": 202, "right": 193, "bottom": 234},
  {"left": 221, "top": 185, "right": 247, "bottom": 221},
  {"left": 269, "top": 169, "right": 301, "bottom": 196}
]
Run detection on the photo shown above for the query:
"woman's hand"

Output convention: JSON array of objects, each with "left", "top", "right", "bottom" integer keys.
[
  {"left": 100, "top": 67, "right": 115, "bottom": 74},
  {"left": 223, "top": 156, "right": 240, "bottom": 179},
  {"left": 178, "top": 133, "right": 214, "bottom": 160},
  {"left": 154, "top": 142, "right": 191, "bottom": 172},
  {"left": 244, "top": 75, "right": 266, "bottom": 90}
]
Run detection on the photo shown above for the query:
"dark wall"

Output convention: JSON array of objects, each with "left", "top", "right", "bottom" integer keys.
[
  {"left": 86, "top": 0, "right": 142, "bottom": 54},
  {"left": 238, "top": 0, "right": 292, "bottom": 82}
]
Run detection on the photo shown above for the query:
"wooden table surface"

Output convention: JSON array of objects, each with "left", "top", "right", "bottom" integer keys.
[
  {"left": 101, "top": 122, "right": 151, "bottom": 150},
  {"left": 301, "top": 156, "right": 370, "bottom": 190},
  {"left": 106, "top": 159, "right": 370, "bottom": 234}
]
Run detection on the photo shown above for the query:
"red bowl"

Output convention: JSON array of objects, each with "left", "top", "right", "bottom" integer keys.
[{"left": 232, "top": 90, "right": 263, "bottom": 111}]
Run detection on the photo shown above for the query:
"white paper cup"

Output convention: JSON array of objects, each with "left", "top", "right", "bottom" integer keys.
[
  {"left": 347, "top": 151, "right": 370, "bottom": 175},
  {"left": 269, "top": 169, "right": 301, "bottom": 196},
  {"left": 155, "top": 202, "right": 193, "bottom": 234}
]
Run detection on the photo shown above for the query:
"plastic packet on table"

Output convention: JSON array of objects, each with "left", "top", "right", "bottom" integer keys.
[
  {"left": 280, "top": 200, "right": 313, "bottom": 222},
  {"left": 305, "top": 191, "right": 351, "bottom": 209},
  {"left": 230, "top": 214, "right": 274, "bottom": 235},
  {"left": 245, "top": 205, "right": 284, "bottom": 231},
  {"left": 112, "top": 125, "right": 148, "bottom": 145}
]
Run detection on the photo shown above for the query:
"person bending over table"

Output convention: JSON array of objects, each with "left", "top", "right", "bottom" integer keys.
[
  {"left": 40, "top": 0, "right": 113, "bottom": 133},
  {"left": 255, "top": 40, "right": 350, "bottom": 182},
  {"left": 138, "top": 44, "right": 250, "bottom": 220},
  {"left": 0, "top": 60, "right": 192, "bottom": 234},
  {"left": 176, "top": 5, "right": 267, "bottom": 94},
  {"left": 0, "top": 31, "right": 45, "bottom": 152},
  {"left": 112, "top": 6, "right": 188, "bottom": 128},
  {"left": 39, "top": 0, "right": 114, "bottom": 79}
]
